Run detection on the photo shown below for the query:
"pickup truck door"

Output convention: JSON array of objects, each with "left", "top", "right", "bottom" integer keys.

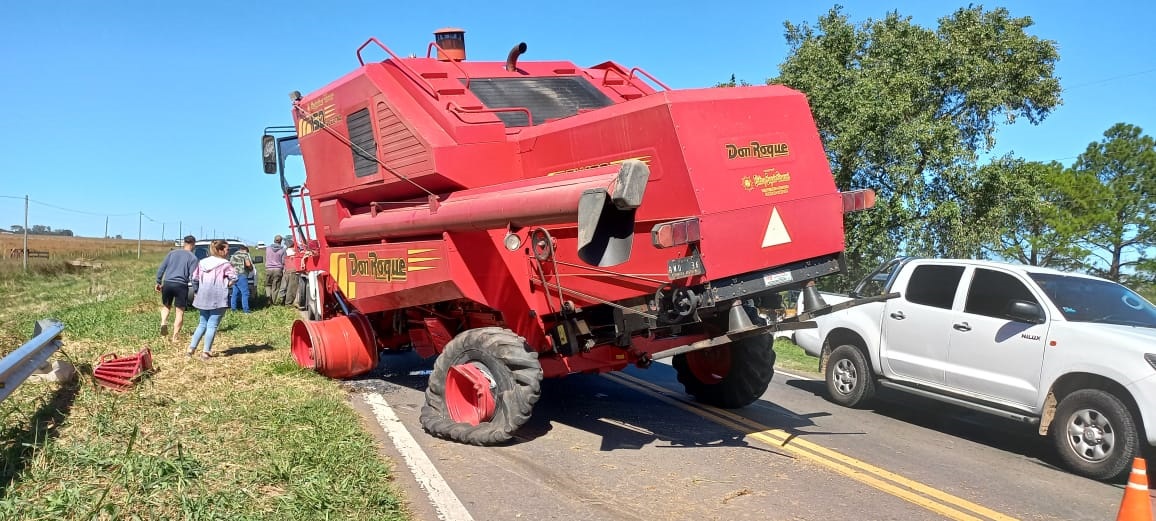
[
  {"left": 945, "top": 267, "right": 1047, "bottom": 407},
  {"left": 879, "top": 263, "right": 967, "bottom": 384}
]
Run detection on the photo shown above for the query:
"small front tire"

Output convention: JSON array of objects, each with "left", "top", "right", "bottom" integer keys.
[
  {"left": 1050, "top": 389, "right": 1139, "bottom": 482},
  {"left": 420, "top": 328, "right": 543, "bottom": 446},
  {"left": 824, "top": 344, "right": 875, "bottom": 408}
]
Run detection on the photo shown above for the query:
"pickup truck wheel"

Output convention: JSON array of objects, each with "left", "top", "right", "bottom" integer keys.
[
  {"left": 673, "top": 333, "right": 776, "bottom": 409},
  {"left": 1050, "top": 389, "right": 1138, "bottom": 481},
  {"left": 825, "top": 345, "right": 875, "bottom": 408},
  {"left": 420, "top": 328, "right": 543, "bottom": 446}
]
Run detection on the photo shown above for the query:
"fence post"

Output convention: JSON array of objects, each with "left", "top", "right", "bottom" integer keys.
[{"left": 23, "top": 195, "right": 28, "bottom": 272}]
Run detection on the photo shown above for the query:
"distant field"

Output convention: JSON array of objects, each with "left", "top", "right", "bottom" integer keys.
[
  {"left": 0, "top": 235, "right": 172, "bottom": 279},
  {"left": 0, "top": 235, "right": 171, "bottom": 259}
]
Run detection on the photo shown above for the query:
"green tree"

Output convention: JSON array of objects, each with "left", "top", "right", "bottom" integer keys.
[
  {"left": 772, "top": 5, "right": 1061, "bottom": 281},
  {"left": 715, "top": 74, "right": 752, "bottom": 88},
  {"left": 1064, "top": 123, "right": 1156, "bottom": 283},
  {"left": 980, "top": 157, "right": 1086, "bottom": 267}
]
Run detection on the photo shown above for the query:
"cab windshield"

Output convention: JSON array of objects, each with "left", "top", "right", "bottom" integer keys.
[{"left": 1029, "top": 273, "right": 1156, "bottom": 328}]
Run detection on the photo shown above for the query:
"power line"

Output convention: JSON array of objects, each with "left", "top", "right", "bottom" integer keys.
[
  {"left": 28, "top": 198, "right": 137, "bottom": 217},
  {"left": 1063, "top": 68, "right": 1156, "bottom": 91},
  {"left": 1, "top": 194, "right": 181, "bottom": 223}
]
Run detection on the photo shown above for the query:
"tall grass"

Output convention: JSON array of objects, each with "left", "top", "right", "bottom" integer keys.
[{"left": 0, "top": 255, "right": 409, "bottom": 520}]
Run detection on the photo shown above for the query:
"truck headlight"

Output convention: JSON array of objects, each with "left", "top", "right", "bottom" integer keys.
[{"left": 1147, "top": 353, "right": 1156, "bottom": 371}]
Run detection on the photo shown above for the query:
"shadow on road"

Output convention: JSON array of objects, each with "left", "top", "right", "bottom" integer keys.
[
  {"left": 354, "top": 350, "right": 856, "bottom": 456},
  {"left": 519, "top": 375, "right": 796, "bottom": 456},
  {"left": 783, "top": 377, "right": 1066, "bottom": 471}
]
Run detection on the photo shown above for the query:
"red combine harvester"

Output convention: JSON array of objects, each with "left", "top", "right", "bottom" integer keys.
[{"left": 261, "top": 28, "right": 879, "bottom": 445}]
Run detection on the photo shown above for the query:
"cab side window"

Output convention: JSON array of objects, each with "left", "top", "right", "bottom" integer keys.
[
  {"left": 904, "top": 265, "right": 964, "bottom": 309},
  {"left": 964, "top": 268, "right": 1039, "bottom": 319}
]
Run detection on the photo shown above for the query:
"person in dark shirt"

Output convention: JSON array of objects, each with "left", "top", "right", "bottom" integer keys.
[
  {"left": 264, "top": 235, "right": 285, "bottom": 300},
  {"left": 156, "top": 235, "right": 199, "bottom": 342}
]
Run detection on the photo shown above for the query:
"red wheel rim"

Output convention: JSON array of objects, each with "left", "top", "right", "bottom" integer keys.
[
  {"left": 290, "top": 320, "right": 316, "bottom": 369},
  {"left": 686, "top": 346, "right": 732, "bottom": 384},
  {"left": 445, "top": 363, "right": 497, "bottom": 426}
]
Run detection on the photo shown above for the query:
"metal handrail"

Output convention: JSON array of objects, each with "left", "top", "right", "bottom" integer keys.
[
  {"left": 600, "top": 65, "right": 671, "bottom": 93},
  {"left": 356, "top": 37, "right": 439, "bottom": 99},
  {"left": 426, "top": 42, "right": 472, "bottom": 89},
  {"left": 446, "top": 101, "right": 535, "bottom": 127},
  {"left": 0, "top": 319, "right": 65, "bottom": 402},
  {"left": 626, "top": 67, "right": 672, "bottom": 91}
]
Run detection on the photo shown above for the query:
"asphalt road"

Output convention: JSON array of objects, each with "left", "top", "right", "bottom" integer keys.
[{"left": 345, "top": 352, "right": 1155, "bottom": 521}]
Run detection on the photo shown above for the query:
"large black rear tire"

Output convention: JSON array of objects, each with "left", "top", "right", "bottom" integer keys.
[
  {"left": 420, "top": 327, "right": 543, "bottom": 445},
  {"left": 673, "top": 333, "right": 776, "bottom": 408}
]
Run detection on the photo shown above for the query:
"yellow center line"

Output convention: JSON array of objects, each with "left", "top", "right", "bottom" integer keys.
[{"left": 604, "top": 372, "right": 1019, "bottom": 521}]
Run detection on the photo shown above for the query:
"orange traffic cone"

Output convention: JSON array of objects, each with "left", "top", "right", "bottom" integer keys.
[{"left": 1117, "top": 457, "right": 1153, "bottom": 521}]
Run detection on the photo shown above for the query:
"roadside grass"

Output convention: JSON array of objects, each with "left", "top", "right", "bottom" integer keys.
[
  {"left": 773, "top": 337, "right": 820, "bottom": 377},
  {"left": 0, "top": 256, "right": 408, "bottom": 520}
]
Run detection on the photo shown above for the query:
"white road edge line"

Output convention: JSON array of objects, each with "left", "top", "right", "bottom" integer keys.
[
  {"left": 776, "top": 368, "right": 817, "bottom": 381},
  {"left": 362, "top": 392, "right": 475, "bottom": 521}
]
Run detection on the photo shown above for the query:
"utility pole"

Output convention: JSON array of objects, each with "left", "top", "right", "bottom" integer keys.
[
  {"left": 138, "top": 211, "right": 142, "bottom": 259},
  {"left": 22, "top": 195, "right": 28, "bottom": 272},
  {"left": 161, "top": 222, "right": 165, "bottom": 242},
  {"left": 104, "top": 216, "right": 109, "bottom": 238},
  {"left": 179, "top": 220, "right": 182, "bottom": 240}
]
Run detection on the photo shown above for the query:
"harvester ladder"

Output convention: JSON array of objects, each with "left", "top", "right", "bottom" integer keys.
[{"left": 284, "top": 186, "right": 316, "bottom": 247}]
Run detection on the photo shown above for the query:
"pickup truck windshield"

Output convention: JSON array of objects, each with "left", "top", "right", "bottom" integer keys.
[{"left": 1029, "top": 273, "right": 1156, "bottom": 328}]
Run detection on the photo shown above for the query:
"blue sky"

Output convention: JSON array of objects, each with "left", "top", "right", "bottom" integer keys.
[{"left": 1, "top": 1, "right": 1153, "bottom": 245}]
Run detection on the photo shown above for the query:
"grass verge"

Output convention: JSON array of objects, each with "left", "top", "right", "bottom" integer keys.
[
  {"left": 773, "top": 337, "right": 821, "bottom": 377},
  {"left": 0, "top": 256, "right": 408, "bottom": 520}
]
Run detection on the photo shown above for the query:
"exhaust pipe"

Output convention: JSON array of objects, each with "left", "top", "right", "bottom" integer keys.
[
  {"left": 505, "top": 42, "right": 527, "bottom": 72},
  {"left": 321, "top": 160, "right": 650, "bottom": 267}
]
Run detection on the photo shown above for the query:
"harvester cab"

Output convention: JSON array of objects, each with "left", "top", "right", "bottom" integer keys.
[
  {"left": 261, "top": 128, "right": 310, "bottom": 252},
  {"left": 263, "top": 28, "right": 881, "bottom": 446}
]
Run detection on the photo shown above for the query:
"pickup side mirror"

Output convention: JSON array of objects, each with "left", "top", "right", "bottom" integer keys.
[
  {"left": 1006, "top": 300, "right": 1045, "bottom": 324},
  {"left": 252, "top": 255, "right": 264, "bottom": 264}
]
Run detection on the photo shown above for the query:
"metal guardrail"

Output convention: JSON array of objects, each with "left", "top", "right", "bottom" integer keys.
[{"left": 0, "top": 319, "right": 65, "bottom": 402}]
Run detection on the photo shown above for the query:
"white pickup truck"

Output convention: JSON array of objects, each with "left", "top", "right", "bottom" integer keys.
[{"left": 794, "top": 257, "right": 1156, "bottom": 481}]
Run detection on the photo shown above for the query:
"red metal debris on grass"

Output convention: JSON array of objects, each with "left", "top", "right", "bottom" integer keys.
[{"left": 92, "top": 347, "right": 153, "bottom": 391}]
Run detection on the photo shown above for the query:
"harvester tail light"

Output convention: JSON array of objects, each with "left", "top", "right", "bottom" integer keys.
[
  {"left": 841, "top": 189, "right": 876, "bottom": 213},
  {"left": 651, "top": 218, "right": 701, "bottom": 249}
]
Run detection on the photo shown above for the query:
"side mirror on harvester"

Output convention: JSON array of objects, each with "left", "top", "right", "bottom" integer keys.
[
  {"left": 262, "top": 135, "right": 278, "bottom": 174},
  {"left": 1006, "top": 300, "right": 1045, "bottom": 324}
]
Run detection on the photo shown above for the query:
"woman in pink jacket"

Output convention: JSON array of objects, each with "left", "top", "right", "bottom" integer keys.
[{"left": 187, "top": 240, "right": 238, "bottom": 359}]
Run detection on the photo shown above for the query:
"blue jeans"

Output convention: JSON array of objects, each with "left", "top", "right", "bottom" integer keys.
[
  {"left": 188, "top": 308, "right": 226, "bottom": 354},
  {"left": 230, "top": 275, "right": 251, "bottom": 312}
]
